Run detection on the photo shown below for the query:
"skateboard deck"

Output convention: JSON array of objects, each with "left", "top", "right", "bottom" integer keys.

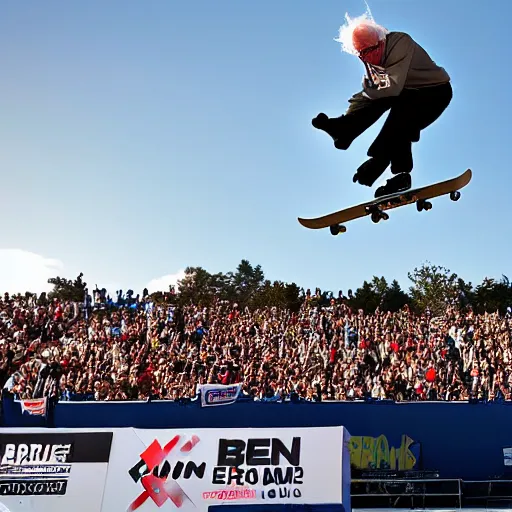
[{"left": 298, "top": 169, "right": 472, "bottom": 235}]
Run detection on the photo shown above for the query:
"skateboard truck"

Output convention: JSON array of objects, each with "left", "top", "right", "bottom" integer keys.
[
  {"left": 364, "top": 204, "right": 390, "bottom": 224},
  {"left": 417, "top": 191, "right": 460, "bottom": 212},
  {"left": 330, "top": 204, "right": 390, "bottom": 234}
]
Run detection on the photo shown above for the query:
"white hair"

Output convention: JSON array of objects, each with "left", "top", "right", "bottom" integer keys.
[{"left": 334, "top": 2, "right": 389, "bottom": 55}]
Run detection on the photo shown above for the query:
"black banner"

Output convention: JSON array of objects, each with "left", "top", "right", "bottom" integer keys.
[
  {"left": 0, "top": 480, "right": 68, "bottom": 496},
  {"left": 0, "top": 432, "right": 113, "bottom": 463},
  {"left": 0, "top": 432, "right": 113, "bottom": 497}
]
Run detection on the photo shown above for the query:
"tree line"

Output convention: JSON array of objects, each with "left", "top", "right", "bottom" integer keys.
[{"left": 9, "top": 260, "right": 512, "bottom": 316}]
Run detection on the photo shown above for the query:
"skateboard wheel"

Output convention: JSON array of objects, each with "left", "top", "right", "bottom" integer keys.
[
  {"left": 381, "top": 212, "right": 389, "bottom": 220},
  {"left": 417, "top": 199, "right": 425, "bottom": 212},
  {"left": 371, "top": 211, "right": 381, "bottom": 224},
  {"left": 450, "top": 191, "right": 461, "bottom": 201},
  {"left": 424, "top": 201, "right": 432, "bottom": 211},
  {"left": 330, "top": 224, "right": 346, "bottom": 235}
]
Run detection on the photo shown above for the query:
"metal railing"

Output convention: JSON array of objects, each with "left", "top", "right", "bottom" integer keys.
[{"left": 351, "top": 478, "right": 462, "bottom": 510}]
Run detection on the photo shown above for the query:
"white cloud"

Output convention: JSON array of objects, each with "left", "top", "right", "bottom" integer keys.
[
  {"left": 0, "top": 251, "right": 188, "bottom": 298},
  {"left": 0, "top": 249, "right": 64, "bottom": 295},
  {"left": 146, "top": 269, "right": 186, "bottom": 294}
]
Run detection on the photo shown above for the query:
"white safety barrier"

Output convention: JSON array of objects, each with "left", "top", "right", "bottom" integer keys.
[{"left": 0, "top": 425, "right": 351, "bottom": 512}]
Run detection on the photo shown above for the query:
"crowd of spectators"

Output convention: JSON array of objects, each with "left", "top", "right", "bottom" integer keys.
[{"left": 1, "top": 288, "right": 511, "bottom": 403}]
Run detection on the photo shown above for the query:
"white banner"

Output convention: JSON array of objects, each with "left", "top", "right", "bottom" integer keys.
[
  {"left": 19, "top": 397, "right": 47, "bottom": 416},
  {"left": 196, "top": 383, "right": 242, "bottom": 407},
  {"left": 0, "top": 426, "right": 351, "bottom": 512},
  {"left": 504, "top": 447, "right": 512, "bottom": 466},
  {"left": 108, "top": 426, "right": 349, "bottom": 511}
]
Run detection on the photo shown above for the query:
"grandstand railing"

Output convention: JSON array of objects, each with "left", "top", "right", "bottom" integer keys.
[
  {"left": 351, "top": 478, "right": 462, "bottom": 510},
  {"left": 462, "top": 479, "right": 512, "bottom": 508}
]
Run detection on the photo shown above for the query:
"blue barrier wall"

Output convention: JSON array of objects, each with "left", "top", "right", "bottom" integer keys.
[{"left": 2, "top": 398, "right": 510, "bottom": 481}]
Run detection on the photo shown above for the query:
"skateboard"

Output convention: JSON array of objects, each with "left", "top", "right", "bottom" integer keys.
[{"left": 298, "top": 169, "right": 472, "bottom": 235}]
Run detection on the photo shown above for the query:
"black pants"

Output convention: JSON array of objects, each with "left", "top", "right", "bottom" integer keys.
[{"left": 341, "top": 81, "right": 453, "bottom": 165}]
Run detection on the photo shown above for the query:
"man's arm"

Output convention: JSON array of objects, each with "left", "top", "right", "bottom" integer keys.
[{"left": 363, "top": 33, "right": 416, "bottom": 99}]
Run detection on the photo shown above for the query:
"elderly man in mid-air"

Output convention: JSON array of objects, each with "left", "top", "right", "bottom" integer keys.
[{"left": 312, "top": 20, "right": 452, "bottom": 197}]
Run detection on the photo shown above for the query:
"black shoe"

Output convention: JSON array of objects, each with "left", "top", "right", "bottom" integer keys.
[
  {"left": 374, "top": 172, "right": 412, "bottom": 198},
  {"left": 312, "top": 113, "right": 352, "bottom": 150},
  {"left": 312, "top": 112, "right": 330, "bottom": 129},
  {"left": 353, "top": 157, "right": 390, "bottom": 187}
]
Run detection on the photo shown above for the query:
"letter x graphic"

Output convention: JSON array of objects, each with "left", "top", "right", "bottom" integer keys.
[{"left": 128, "top": 435, "right": 200, "bottom": 511}]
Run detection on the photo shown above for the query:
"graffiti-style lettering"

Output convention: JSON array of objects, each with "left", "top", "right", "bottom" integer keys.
[{"left": 349, "top": 434, "right": 418, "bottom": 470}]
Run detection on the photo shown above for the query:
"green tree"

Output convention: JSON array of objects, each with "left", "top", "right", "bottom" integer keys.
[
  {"left": 382, "top": 279, "right": 411, "bottom": 312},
  {"left": 148, "top": 290, "right": 176, "bottom": 304},
  {"left": 455, "top": 277, "right": 475, "bottom": 311},
  {"left": 253, "top": 280, "right": 302, "bottom": 311},
  {"left": 408, "top": 262, "right": 458, "bottom": 315},
  {"left": 229, "top": 259, "right": 265, "bottom": 307},
  {"left": 47, "top": 273, "right": 87, "bottom": 302},
  {"left": 283, "top": 282, "right": 303, "bottom": 312},
  {"left": 176, "top": 267, "right": 217, "bottom": 306},
  {"left": 348, "top": 276, "right": 408, "bottom": 313},
  {"left": 209, "top": 271, "right": 232, "bottom": 301},
  {"left": 473, "top": 275, "right": 512, "bottom": 314},
  {"left": 371, "top": 276, "right": 389, "bottom": 300},
  {"left": 349, "top": 280, "right": 381, "bottom": 313}
]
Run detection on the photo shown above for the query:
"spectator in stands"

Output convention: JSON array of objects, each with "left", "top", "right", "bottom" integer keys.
[{"left": 1, "top": 288, "right": 512, "bottom": 404}]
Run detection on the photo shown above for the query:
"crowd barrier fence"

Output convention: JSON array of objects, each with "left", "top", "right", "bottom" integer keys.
[{"left": 2, "top": 395, "right": 512, "bottom": 481}]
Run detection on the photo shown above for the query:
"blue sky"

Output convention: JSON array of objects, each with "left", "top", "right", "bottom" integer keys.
[{"left": 1, "top": 0, "right": 510, "bottom": 296}]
